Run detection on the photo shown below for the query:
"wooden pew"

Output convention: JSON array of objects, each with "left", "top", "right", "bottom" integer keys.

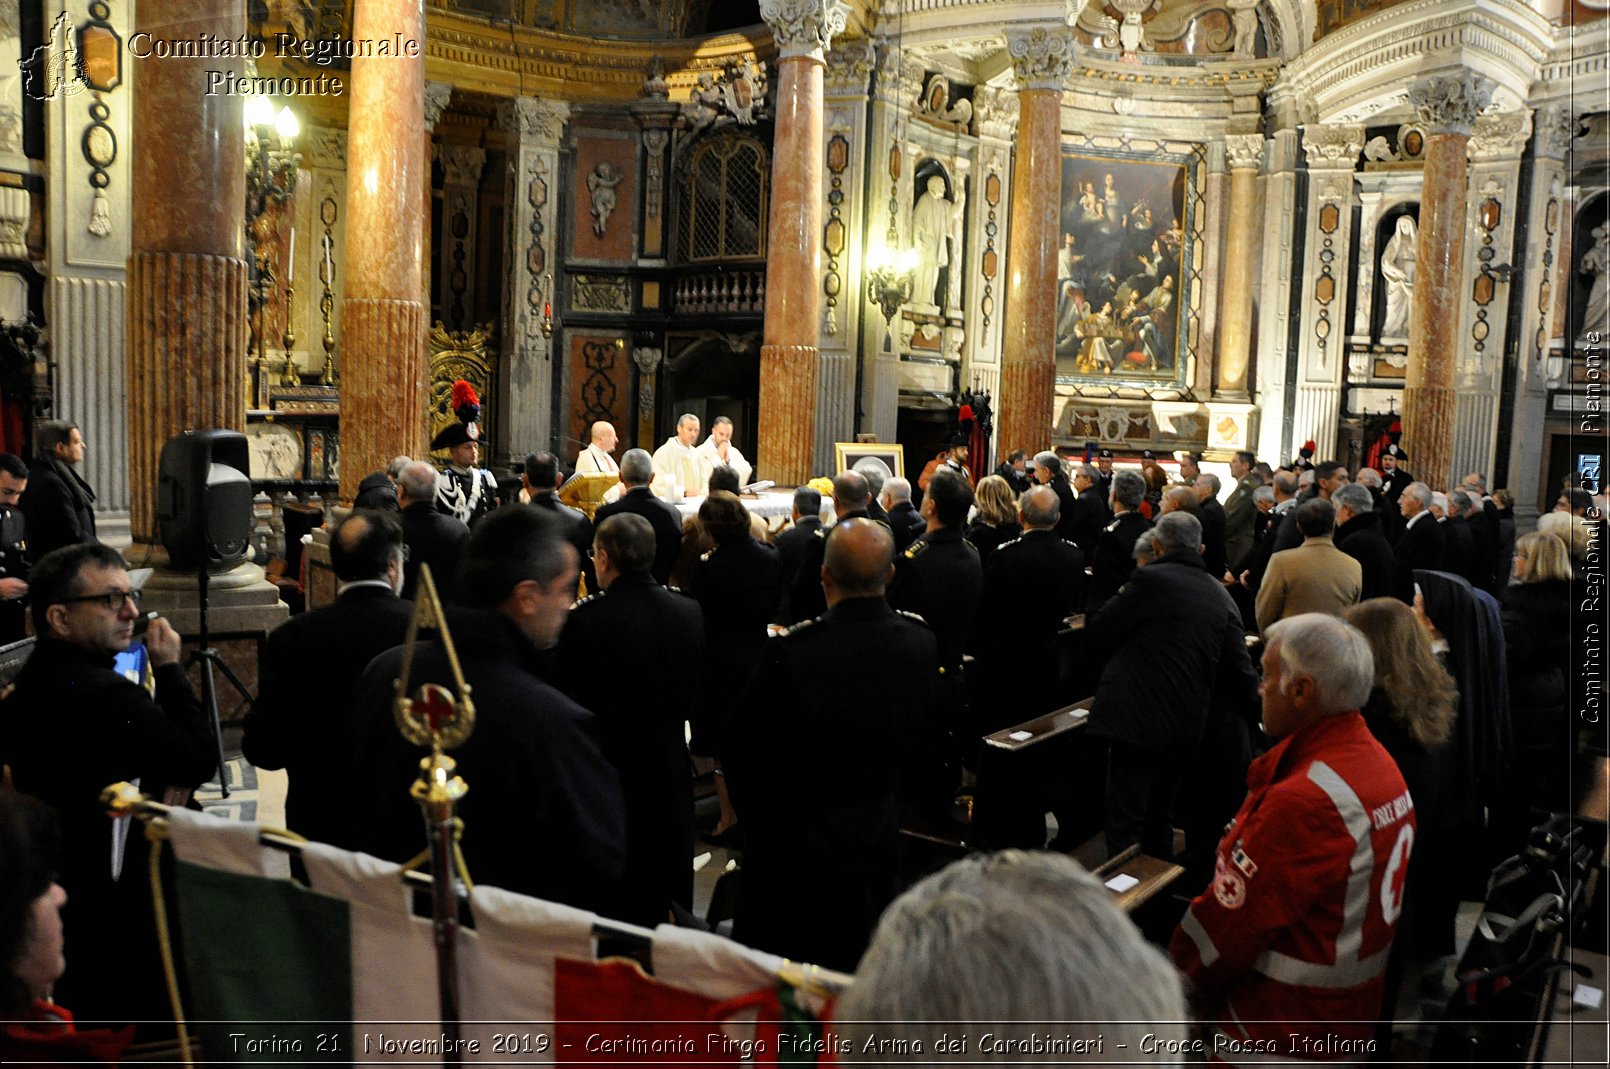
[
  {"left": 971, "top": 696, "right": 1105, "bottom": 850},
  {"left": 1093, "top": 843, "right": 1187, "bottom": 914}
]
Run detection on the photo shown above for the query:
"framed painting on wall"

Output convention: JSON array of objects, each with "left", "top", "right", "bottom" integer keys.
[
  {"left": 833, "top": 442, "right": 905, "bottom": 481},
  {"left": 1053, "top": 149, "right": 1196, "bottom": 390}
]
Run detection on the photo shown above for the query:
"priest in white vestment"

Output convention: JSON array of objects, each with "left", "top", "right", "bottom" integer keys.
[
  {"left": 696, "top": 415, "right": 753, "bottom": 487},
  {"left": 652, "top": 413, "right": 712, "bottom": 497}
]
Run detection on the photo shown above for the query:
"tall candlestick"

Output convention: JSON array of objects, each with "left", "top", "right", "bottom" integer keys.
[{"left": 287, "top": 227, "right": 295, "bottom": 284}]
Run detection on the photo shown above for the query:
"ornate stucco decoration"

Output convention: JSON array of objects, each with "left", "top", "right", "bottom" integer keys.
[
  {"left": 681, "top": 58, "right": 770, "bottom": 138},
  {"left": 502, "top": 96, "right": 570, "bottom": 142},
  {"left": 1301, "top": 122, "right": 1363, "bottom": 167},
  {"left": 1225, "top": 133, "right": 1264, "bottom": 170},
  {"left": 759, "top": 0, "right": 847, "bottom": 62},
  {"left": 973, "top": 86, "right": 1020, "bottom": 141},
  {"left": 1407, "top": 72, "right": 1495, "bottom": 137},
  {"left": 1467, "top": 109, "right": 1531, "bottom": 162},
  {"left": 1006, "top": 26, "right": 1078, "bottom": 91},
  {"left": 424, "top": 81, "right": 453, "bottom": 130},
  {"left": 1531, "top": 104, "right": 1580, "bottom": 162},
  {"left": 824, "top": 36, "right": 874, "bottom": 95},
  {"left": 915, "top": 74, "right": 973, "bottom": 130}
]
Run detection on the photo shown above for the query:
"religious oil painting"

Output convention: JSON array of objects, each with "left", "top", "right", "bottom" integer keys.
[{"left": 1054, "top": 151, "right": 1194, "bottom": 390}]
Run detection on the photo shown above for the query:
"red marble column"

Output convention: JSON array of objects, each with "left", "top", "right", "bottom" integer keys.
[
  {"left": 125, "top": 0, "right": 247, "bottom": 544},
  {"left": 758, "top": 1, "right": 843, "bottom": 485},
  {"left": 342, "top": 0, "right": 428, "bottom": 500},
  {"left": 998, "top": 29, "right": 1074, "bottom": 462},
  {"left": 1403, "top": 73, "right": 1493, "bottom": 489},
  {"left": 1215, "top": 135, "right": 1263, "bottom": 397}
]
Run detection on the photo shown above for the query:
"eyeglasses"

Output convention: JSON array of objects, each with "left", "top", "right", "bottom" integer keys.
[{"left": 61, "top": 588, "right": 140, "bottom": 611}]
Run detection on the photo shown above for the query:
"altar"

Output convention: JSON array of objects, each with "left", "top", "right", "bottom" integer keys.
[{"left": 674, "top": 490, "right": 835, "bottom": 533}]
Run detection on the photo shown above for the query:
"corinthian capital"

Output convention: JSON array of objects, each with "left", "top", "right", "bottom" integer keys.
[
  {"left": 1301, "top": 122, "right": 1363, "bottom": 167},
  {"left": 1532, "top": 104, "right": 1581, "bottom": 161},
  {"left": 1408, "top": 73, "right": 1495, "bottom": 137},
  {"left": 824, "top": 36, "right": 875, "bottom": 95},
  {"left": 499, "top": 97, "right": 571, "bottom": 144},
  {"left": 424, "top": 81, "right": 453, "bottom": 131},
  {"left": 1005, "top": 26, "right": 1077, "bottom": 91},
  {"left": 760, "top": 0, "right": 847, "bottom": 61},
  {"left": 1225, "top": 134, "right": 1264, "bottom": 171}
]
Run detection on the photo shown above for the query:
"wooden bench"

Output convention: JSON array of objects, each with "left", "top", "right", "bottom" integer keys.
[
  {"left": 1094, "top": 843, "right": 1187, "bottom": 914},
  {"left": 972, "top": 696, "right": 1104, "bottom": 850}
]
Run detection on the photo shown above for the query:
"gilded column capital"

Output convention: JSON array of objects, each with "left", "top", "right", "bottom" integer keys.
[
  {"left": 424, "top": 81, "right": 453, "bottom": 131},
  {"left": 759, "top": 0, "right": 847, "bottom": 62},
  {"left": 440, "top": 145, "right": 486, "bottom": 188},
  {"left": 1466, "top": 110, "right": 1531, "bottom": 162},
  {"left": 1532, "top": 104, "right": 1580, "bottom": 162},
  {"left": 1301, "top": 122, "right": 1363, "bottom": 168},
  {"left": 1225, "top": 133, "right": 1264, "bottom": 171},
  {"left": 499, "top": 97, "right": 571, "bottom": 144},
  {"left": 824, "top": 36, "right": 874, "bottom": 95},
  {"left": 1408, "top": 73, "right": 1495, "bottom": 138},
  {"left": 974, "top": 85, "right": 1020, "bottom": 141},
  {"left": 1005, "top": 26, "right": 1077, "bottom": 91}
]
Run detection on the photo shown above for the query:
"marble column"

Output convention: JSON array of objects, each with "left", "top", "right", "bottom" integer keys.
[
  {"left": 758, "top": 0, "right": 845, "bottom": 485},
  {"left": 341, "top": 0, "right": 428, "bottom": 500},
  {"left": 1216, "top": 134, "right": 1264, "bottom": 397},
  {"left": 496, "top": 97, "right": 569, "bottom": 466},
  {"left": 125, "top": 0, "right": 247, "bottom": 544},
  {"left": 998, "top": 27, "right": 1074, "bottom": 464},
  {"left": 1403, "top": 73, "right": 1493, "bottom": 490}
]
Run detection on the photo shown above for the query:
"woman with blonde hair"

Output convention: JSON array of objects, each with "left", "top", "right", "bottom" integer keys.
[
  {"left": 964, "top": 474, "right": 1022, "bottom": 569},
  {"left": 1497, "top": 530, "right": 1576, "bottom": 847},
  {"left": 1342, "top": 597, "right": 1460, "bottom": 959}
]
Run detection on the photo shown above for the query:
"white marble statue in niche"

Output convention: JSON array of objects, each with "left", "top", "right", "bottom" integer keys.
[
  {"left": 586, "top": 162, "right": 624, "bottom": 237},
  {"left": 913, "top": 173, "right": 956, "bottom": 309},
  {"left": 1379, "top": 215, "right": 1418, "bottom": 339},
  {"left": 1578, "top": 224, "right": 1609, "bottom": 348}
]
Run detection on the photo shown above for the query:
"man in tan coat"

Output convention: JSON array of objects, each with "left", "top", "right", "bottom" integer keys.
[{"left": 1255, "top": 498, "right": 1362, "bottom": 632}]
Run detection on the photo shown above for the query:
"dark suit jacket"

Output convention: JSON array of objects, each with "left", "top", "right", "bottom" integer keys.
[
  {"left": 529, "top": 491, "right": 597, "bottom": 594},
  {"left": 1199, "top": 496, "right": 1229, "bottom": 579},
  {"left": 1393, "top": 512, "right": 1445, "bottom": 601},
  {"left": 595, "top": 487, "right": 683, "bottom": 587},
  {"left": 553, "top": 572, "right": 703, "bottom": 925},
  {"left": 355, "top": 609, "right": 626, "bottom": 913},
  {"left": 1068, "top": 485, "right": 1109, "bottom": 560},
  {"left": 400, "top": 502, "right": 470, "bottom": 601},
  {"left": 773, "top": 515, "right": 822, "bottom": 589},
  {"left": 1441, "top": 517, "right": 1475, "bottom": 587},
  {"left": 1335, "top": 511, "right": 1397, "bottom": 603},
  {"left": 1050, "top": 478, "right": 1080, "bottom": 544},
  {"left": 21, "top": 457, "right": 97, "bottom": 560},
  {"left": 886, "top": 500, "right": 927, "bottom": 551},
  {"left": 0, "top": 637, "right": 213, "bottom": 1024},
  {"left": 971, "top": 529, "right": 1087, "bottom": 724},
  {"left": 242, "top": 584, "right": 415, "bottom": 850}
]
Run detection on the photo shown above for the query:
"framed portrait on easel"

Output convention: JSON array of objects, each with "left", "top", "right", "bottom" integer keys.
[{"left": 833, "top": 442, "right": 905, "bottom": 481}]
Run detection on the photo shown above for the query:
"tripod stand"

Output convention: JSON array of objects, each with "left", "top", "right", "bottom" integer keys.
[{"left": 191, "top": 563, "right": 256, "bottom": 800}]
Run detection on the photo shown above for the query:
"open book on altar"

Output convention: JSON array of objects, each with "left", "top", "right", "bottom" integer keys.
[{"left": 558, "top": 473, "right": 619, "bottom": 518}]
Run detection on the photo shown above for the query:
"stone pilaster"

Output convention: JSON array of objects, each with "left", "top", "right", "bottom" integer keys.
[
  {"left": 1403, "top": 73, "right": 1493, "bottom": 489},
  {"left": 998, "top": 26, "right": 1074, "bottom": 464},
  {"left": 1291, "top": 121, "right": 1362, "bottom": 464},
  {"left": 496, "top": 97, "right": 569, "bottom": 464},
  {"left": 1253, "top": 85, "right": 1302, "bottom": 465},
  {"left": 1450, "top": 109, "right": 1530, "bottom": 483},
  {"left": 436, "top": 145, "right": 486, "bottom": 331},
  {"left": 817, "top": 36, "right": 873, "bottom": 475},
  {"left": 47, "top": 0, "right": 134, "bottom": 540},
  {"left": 1216, "top": 133, "right": 1264, "bottom": 398},
  {"left": 758, "top": 0, "right": 845, "bottom": 485}
]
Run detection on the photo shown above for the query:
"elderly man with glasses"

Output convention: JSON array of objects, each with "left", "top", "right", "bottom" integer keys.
[{"left": 0, "top": 541, "right": 213, "bottom": 1035}]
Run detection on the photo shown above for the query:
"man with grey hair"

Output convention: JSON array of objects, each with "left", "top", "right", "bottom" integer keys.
[
  {"left": 1453, "top": 485, "right": 1497, "bottom": 592},
  {"left": 1333, "top": 482, "right": 1396, "bottom": 601},
  {"left": 1242, "top": 468, "right": 1301, "bottom": 593},
  {"left": 1439, "top": 489, "right": 1478, "bottom": 584},
  {"left": 1088, "top": 468, "right": 1152, "bottom": 612},
  {"left": 397, "top": 459, "right": 470, "bottom": 601},
  {"left": 1068, "top": 462, "right": 1109, "bottom": 558},
  {"left": 881, "top": 475, "right": 926, "bottom": 551},
  {"left": 1393, "top": 480, "right": 1443, "bottom": 602},
  {"left": 1193, "top": 471, "right": 1229, "bottom": 581},
  {"left": 1172, "top": 613, "right": 1414, "bottom": 1060},
  {"left": 594, "top": 447, "right": 683, "bottom": 585},
  {"left": 354, "top": 454, "right": 411, "bottom": 511},
  {"left": 1131, "top": 527, "right": 1160, "bottom": 567},
  {"left": 777, "top": 469, "right": 881, "bottom": 625},
  {"left": 1087, "top": 510, "right": 1259, "bottom": 869},
  {"left": 852, "top": 456, "right": 892, "bottom": 523},
  {"left": 651, "top": 412, "right": 711, "bottom": 497},
  {"left": 839, "top": 851, "right": 1188, "bottom": 1061},
  {"left": 1032, "top": 450, "right": 1080, "bottom": 544}
]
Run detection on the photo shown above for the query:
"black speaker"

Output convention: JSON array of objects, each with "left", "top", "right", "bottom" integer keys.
[{"left": 157, "top": 430, "right": 253, "bottom": 570}]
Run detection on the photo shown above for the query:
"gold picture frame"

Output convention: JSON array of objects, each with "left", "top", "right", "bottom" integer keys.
[{"left": 833, "top": 442, "right": 905, "bottom": 480}]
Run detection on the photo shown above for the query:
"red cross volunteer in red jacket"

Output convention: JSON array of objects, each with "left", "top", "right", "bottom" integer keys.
[{"left": 1170, "top": 613, "right": 1415, "bottom": 1065}]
